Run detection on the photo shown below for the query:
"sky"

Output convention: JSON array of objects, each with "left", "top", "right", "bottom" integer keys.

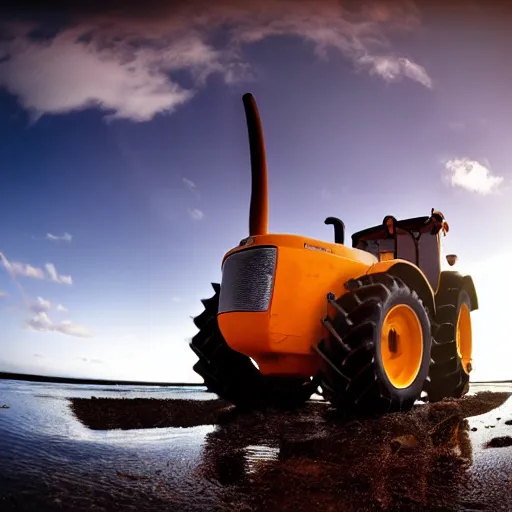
[{"left": 0, "top": 0, "right": 511, "bottom": 383}]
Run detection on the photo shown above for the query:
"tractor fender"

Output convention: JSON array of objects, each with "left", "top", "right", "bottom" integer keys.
[
  {"left": 366, "top": 260, "right": 436, "bottom": 318},
  {"left": 437, "top": 271, "right": 479, "bottom": 311}
]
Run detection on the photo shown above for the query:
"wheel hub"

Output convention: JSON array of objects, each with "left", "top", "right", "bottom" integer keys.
[
  {"left": 380, "top": 304, "right": 424, "bottom": 389},
  {"left": 388, "top": 329, "right": 398, "bottom": 354}
]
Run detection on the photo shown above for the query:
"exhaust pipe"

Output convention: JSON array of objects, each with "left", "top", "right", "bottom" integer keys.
[{"left": 242, "top": 93, "right": 269, "bottom": 236}]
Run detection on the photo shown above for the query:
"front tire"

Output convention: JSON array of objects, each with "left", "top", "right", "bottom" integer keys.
[
  {"left": 316, "top": 273, "right": 432, "bottom": 415},
  {"left": 190, "top": 283, "right": 319, "bottom": 410}
]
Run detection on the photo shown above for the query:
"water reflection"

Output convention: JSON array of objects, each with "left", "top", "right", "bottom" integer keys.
[
  {"left": 195, "top": 401, "right": 480, "bottom": 511},
  {"left": 65, "top": 386, "right": 512, "bottom": 511},
  {"left": 2, "top": 380, "right": 512, "bottom": 511}
]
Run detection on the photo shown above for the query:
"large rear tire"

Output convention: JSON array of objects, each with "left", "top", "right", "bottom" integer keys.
[
  {"left": 190, "top": 283, "right": 319, "bottom": 410},
  {"left": 426, "top": 287, "right": 473, "bottom": 402},
  {"left": 316, "top": 273, "right": 432, "bottom": 415}
]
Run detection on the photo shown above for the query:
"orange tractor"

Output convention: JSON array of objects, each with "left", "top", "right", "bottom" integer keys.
[{"left": 190, "top": 93, "right": 478, "bottom": 414}]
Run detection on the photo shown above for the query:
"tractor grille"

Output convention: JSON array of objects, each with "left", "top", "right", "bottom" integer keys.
[{"left": 218, "top": 246, "right": 277, "bottom": 313}]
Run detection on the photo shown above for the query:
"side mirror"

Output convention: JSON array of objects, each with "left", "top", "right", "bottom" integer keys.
[
  {"left": 382, "top": 215, "right": 397, "bottom": 236},
  {"left": 446, "top": 254, "right": 458, "bottom": 266},
  {"left": 324, "top": 217, "right": 345, "bottom": 245}
]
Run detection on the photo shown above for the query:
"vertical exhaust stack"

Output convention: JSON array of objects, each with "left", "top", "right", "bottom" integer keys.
[{"left": 242, "top": 93, "right": 269, "bottom": 236}]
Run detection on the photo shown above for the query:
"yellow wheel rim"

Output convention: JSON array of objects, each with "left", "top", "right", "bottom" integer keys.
[
  {"left": 456, "top": 303, "right": 472, "bottom": 374},
  {"left": 380, "top": 304, "right": 424, "bottom": 389}
]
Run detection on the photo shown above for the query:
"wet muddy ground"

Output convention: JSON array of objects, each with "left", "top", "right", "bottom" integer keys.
[{"left": 1, "top": 381, "right": 512, "bottom": 511}]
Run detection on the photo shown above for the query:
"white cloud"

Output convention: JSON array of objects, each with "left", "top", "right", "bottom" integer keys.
[
  {"left": 0, "top": 291, "right": 8, "bottom": 298},
  {"left": 30, "top": 296, "right": 52, "bottom": 313},
  {"left": 0, "top": 29, "right": 208, "bottom": 122},
  {"left": 444, "top": 158, "right": 504, "bottom": 195},
  {"left": 27, "top": 312, "right": 53, "bottom": 331},
  {"left": 0, "top": 1, "right": 431, "bottom": 123},
  {"left": 0, "top": 253, "right": 45, "bottom": 280},
  {"left": 183, "top": 177, "right": 200, "bottom": 198},
  {"left": 0, "top": 253, "right": 72, "bottom": 284},
  {"left": 188, "top": 208, "right": 204, "bottom": 220},
  {"left": 46, "top": 232, "right": 73, "bottom": 242},
  {"left": 26, "top": 312, "right": 93, "bottom": 338},
  {"left": 45, "top": 263, "right": 73, "bottom": 285},
  {"left": 182, "top": 177, "right": 196, "bottom": 191},
  {"left": 56, "top": 304, "right": 68, "bottom": 312},
  {"left": 357, "top": 55, "right": 432, "bottom": 88},
  {"left": 57, "top": 320, "right": 93, "bottom": 338}
]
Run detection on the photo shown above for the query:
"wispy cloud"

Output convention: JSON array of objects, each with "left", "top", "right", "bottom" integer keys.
[
  {"left": 183, "top": 177, "right": 202, "bottom": 218},
  {"left": 30, "top": 297, "right": 70, "bottom": 314},
  {"left": 46, "top": 232, "right": 73, "bottom": 242},
  {"left": 187, "top": 208, "right": 204, "bottom": 221},
  {"left": 26, "top": 312, "right": 93, "bottom": 338},
  {"left": 182, "top": 177, "right": 196, "bottom": 192},
  {"left": 77, "top": 357, "right": 103, "bottom": 364},
  {"left": 357, "top": 55, "right": 432, "bottom": 88},
  {"left": 0, "top": 253, "right": 45, "bottom": 280},
  {"left": 45, "top": 263, "right": 73, "bottom": 285},
  {"left": 30, "top": 296, "right": 52, "bottom": 313},
  {"left": 182, "top": 177, "right": 201, "bottom": 199},
  {"left": 444, "top": 158, "right": 504, "bottom": 195},
  {"left": 0, "top": 253, "right": 72, "bottom": 284},
  {"left": 0, "top": 0, "right": 431, "bottom": 123},
  {"left": 0, "top": 291, "right": 9, "bottom": 298}
]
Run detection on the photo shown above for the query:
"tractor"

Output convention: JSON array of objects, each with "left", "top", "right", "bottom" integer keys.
[{"left": 189, "top": 93, "right": 478, "bottom": 415}]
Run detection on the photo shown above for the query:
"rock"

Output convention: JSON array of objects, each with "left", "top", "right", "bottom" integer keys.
[
  {"left": 390, "top": 435, "right": 418, "bottom": 453},
  {"left": 485, "top": 436, "right": 512, "bottom": 448}
]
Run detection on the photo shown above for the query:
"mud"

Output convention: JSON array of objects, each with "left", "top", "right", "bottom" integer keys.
[
  {"left": 70, "top": 396, "right": 233, "bottom": 429},
  {"left": 195, "top": 393, "right": 511, "bottom": 512},
  {"left": 70, "top": 392, "right": 510, "bottom": 432}
]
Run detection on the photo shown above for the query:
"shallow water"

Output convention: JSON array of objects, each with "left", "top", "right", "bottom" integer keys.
[
  {"left": 0, "top": 381, "right": 221, "bottom": 511},
  {"left": 461, "top": 383, "right": 512, "bottom": 511},
  {"left": 1, "top": 379, "right": 512, "bottom": 511}
]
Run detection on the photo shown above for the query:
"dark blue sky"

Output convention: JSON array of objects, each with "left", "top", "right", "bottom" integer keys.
[{"left": 0, "top": 0, "right": 510, "bottom": 381}]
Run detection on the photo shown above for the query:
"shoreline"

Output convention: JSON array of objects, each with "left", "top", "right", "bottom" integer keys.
[
  {"left": 1, "top": 371, "right": 511, "bottom": 388},
  {"left": 0, "top": 371, "right": 205, "bottom": 387}
]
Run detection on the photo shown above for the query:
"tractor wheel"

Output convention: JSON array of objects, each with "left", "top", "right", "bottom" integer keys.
[
  {"left": 190, "top": 283, "right": 319, "bottom": 410},
  {"left": 426, "top": 288, "right": 473, "bottom": 402},
  {"left": 316, "top": 273, "right": 432, "bottom": 415}
]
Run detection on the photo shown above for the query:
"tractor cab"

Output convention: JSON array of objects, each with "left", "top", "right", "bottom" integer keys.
[{"left": 351, "top": 210, "right": 448, "bottom": 291}]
